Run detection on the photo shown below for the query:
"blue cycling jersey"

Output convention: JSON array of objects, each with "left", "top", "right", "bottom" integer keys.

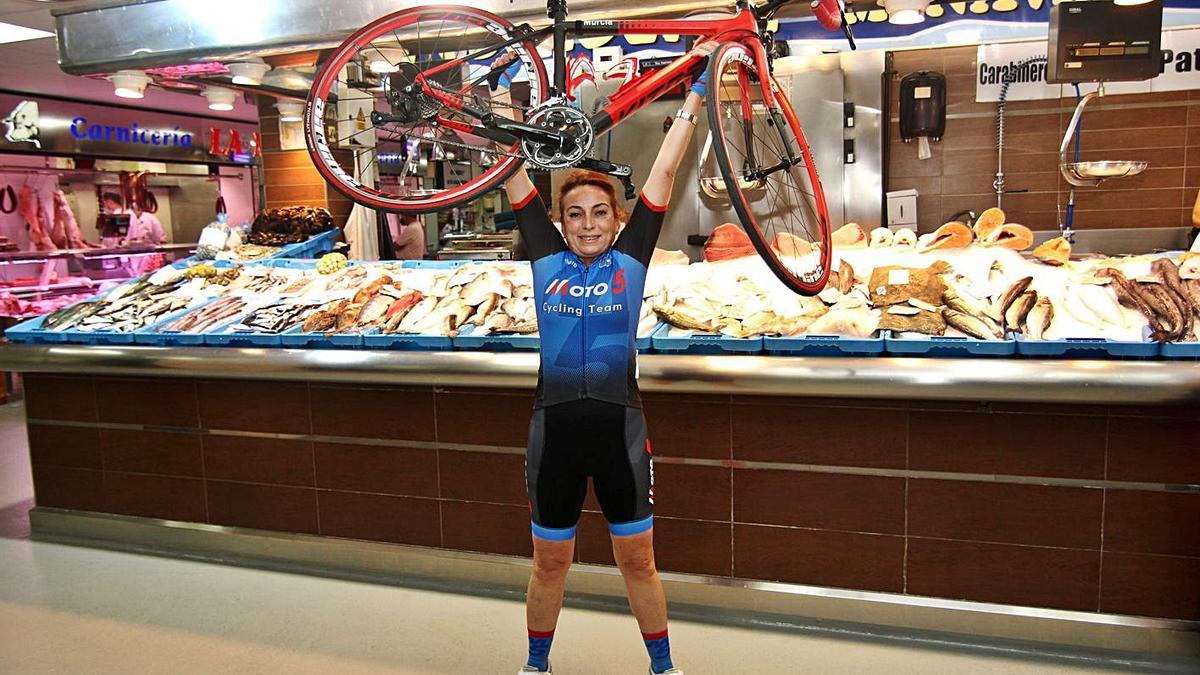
[{"left": 514, "top": 189, "right": 665, "bottom": 409}]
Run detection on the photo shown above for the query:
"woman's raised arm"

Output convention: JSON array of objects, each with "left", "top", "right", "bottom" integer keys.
[{"left": 640, "top": 41, "right": 717, "bottom": 208}]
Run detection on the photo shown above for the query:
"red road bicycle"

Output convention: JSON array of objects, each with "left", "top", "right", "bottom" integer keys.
[{"left": 306, "top": 0, "right": 853, "bottom": 294}]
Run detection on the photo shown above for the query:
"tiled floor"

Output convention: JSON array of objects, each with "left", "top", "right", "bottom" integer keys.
[{"left": 0, "top": 401, "right": 1179, "bottom": 674}]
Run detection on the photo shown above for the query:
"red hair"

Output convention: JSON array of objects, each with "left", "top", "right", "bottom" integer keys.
[{"left": 554, "top": 169, "right": 628, "bottom": 223}]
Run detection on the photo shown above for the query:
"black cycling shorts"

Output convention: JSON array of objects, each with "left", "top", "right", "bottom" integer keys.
[{"left": 525, "top": 398, "right": 654, "bottom": 541}]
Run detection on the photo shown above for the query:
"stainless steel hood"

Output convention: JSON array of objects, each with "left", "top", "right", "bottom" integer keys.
[{"left": 54, "top": 0, "right": 733, "bottom": 75}]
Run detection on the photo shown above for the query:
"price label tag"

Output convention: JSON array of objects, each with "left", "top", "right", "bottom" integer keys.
[{"left": 888, "top": 269, "right": 910, "bottom": 286}]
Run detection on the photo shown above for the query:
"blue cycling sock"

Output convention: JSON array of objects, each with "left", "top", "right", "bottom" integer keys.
[
  {"left": 643, "top": 629, "right": 674, "bottom": 673},
  {"left": 527, "top": 628, "right": 554, "bottom": 671}
]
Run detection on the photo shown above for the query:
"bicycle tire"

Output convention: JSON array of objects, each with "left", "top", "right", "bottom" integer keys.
[
  {"left": 706, "top": 41, "right": 832, "bottom": 296},
  {"left": 305, "top": 5, "right": 549, "bottom": 213}
]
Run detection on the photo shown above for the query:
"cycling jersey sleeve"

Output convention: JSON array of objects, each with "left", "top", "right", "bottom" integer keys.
[
  {"left": 513, "top": 189, "right": 567, "bottom": 260},
  {"left": 614, "top": 193, "right": 667, "bottom": 267}
]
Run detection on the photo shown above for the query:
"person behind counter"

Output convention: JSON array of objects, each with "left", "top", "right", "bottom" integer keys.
[
  {"left": 127, "top": 202, "right": 166, "bottom": 245},
  {"left": 99, "top": 192, "right": 132, "bottom": 247},
  {"left": 495, "top": 41, "right": 714, "bottom": 675},
  {"left": 99, "top": 192, "right": 166, "bottom": 246},
  {"left": 387, "top": 212, "right": 426, "bottom": 260}
]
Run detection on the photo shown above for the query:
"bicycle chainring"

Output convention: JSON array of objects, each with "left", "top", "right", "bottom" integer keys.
[{"left": 521, "top": 104, "right": 594, "bottom": 170}]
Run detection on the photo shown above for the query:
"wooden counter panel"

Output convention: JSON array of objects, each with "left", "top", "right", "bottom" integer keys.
[
  {"left": 98, "top": 377, "right": 199, "bottom": 428},
  {"left": 206, "top": 480, "right": 319, "bottom": 535},
  {"left": 734, "top": 524, "right": 905, "bottom": 593},
  {"left": 1100, "top": 552, "right": 1200, "bottom": 621},
  {"left": 103, "top": 472, "right": 206, "bottom": 523},
  {"left": 204, "top": 436, "right": 316, "bottom": 487},
  {"left": 732, "top": 402, "right": 907, "bottom": 469},
  {"left": 907, "top": 538, "right": 1101, "bottom": 613},
  {"left": 27, "top": 424, "right": 100, "bottom": 470},
  {"left": 1104, "top": 491, "right": 1200, "bottom": 558},
  {"left": 22, "top": 375, "right": 1200, "bottom": 621},
  {"left": 318, "top": 490, "right": 442, "bottom": 547},
  {"left": 23, "top": 374, "right": 97, "bottom": 423},
  {"left": 31, "top": 465, "right": 104, "bottom": 512},
  {"left": 198, "top": 379, "right": 310, "bottom": 434},
  {"left": 908, "top": 410, "right": 1107, "bottom": 479},
  {"left": 908, "top": 480, "right": 1103, "bottom": 550},
  {"left": 733, "top": 469, "right": 905, "bottom": 535},
  {"left": 99, "top": 429, "right": 203, "bottom": 478},
  {"left": 314, "top": 442, "right": 438, "bottom": 498},
  {"left": 310, "top": 384, "right": 435, "bottom": 442},
  {"left": 1106, "top": 416, "right": 1200, "bottom": 484}
]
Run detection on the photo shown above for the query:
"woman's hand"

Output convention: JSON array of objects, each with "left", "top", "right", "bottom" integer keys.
[
  {"left": 689, "top": 40, "right": 719, "bottom": 59},
  {"left": 488, "top": 50, "right": 522, "bottom": 91},
  {"left": 688, "top": 40, "right": 718, "bottom": 98}
]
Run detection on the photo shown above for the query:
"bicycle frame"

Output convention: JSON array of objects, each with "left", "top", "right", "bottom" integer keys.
[{"left": 416, "top": 6, "right": 774, "bottom": 148}]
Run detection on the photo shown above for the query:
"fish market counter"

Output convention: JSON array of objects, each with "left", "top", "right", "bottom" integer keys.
[{"left": 5, "top": 344, "right": 1200, "bottom": 653}]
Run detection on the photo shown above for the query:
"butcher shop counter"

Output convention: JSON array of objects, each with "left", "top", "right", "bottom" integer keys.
[{"left": 4, "top": 344, "right": 1199, "bottom": 663}]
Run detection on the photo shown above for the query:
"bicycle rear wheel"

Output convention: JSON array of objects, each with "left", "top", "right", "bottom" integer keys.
[
  {"left": 706, "top": 41, "right": 832, "bottom": 295},
  {"left": 305, "top": 5, "right": 549, "bottom": 213}
]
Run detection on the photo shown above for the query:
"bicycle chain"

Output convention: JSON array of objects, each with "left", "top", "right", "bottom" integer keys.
[{"left": 379, "top": 82, "right": 547, "bottom": 162}]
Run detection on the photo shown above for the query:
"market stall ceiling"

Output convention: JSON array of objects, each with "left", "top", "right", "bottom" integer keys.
[
  {"left": 0, "top": 0, "right": 259, "bottom": 119},
  {"left": 52, "top": 0, "right": 785, "bottom": 76}
]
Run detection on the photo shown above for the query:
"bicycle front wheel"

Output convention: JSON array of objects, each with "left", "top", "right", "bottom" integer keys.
[
  {"left": 706, "top": 41, "right": 832, "bottom": 295},
  {"left": 306, "top": 5, "right": 549, "bottom": 213}
]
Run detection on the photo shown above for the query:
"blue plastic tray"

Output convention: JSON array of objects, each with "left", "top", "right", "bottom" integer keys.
[
  {"left": 763, "top": 332, "right": 884, "bottom": 356},
  {"left": 1160, "top": 341, "right": 1200, "bottom": 359},
  {"left": 453, "top": 325, "right": 539, "bottom": 351},
  {"left": 57, "top": 325, "right": 139, "bottom": 345},
  {"left": 280, "top": 324, "right": 363, "bottom": 348},
  {"left": 401, "top": 259, "right": 470, "bottom": 269},
  {"left": 362, "top": 328, "right": 453, "bottom": 351},
  {"left": 4, "top": 314, "right": 68, "bottom": 344},
  {"left": 652, "top": 324, "right": 763, "bottom": 354},
  {"left": 635, "top": 322, "right": 661, "bottom": 352},
  {"left": 885, "top": 331, "right": 1016, "bottom": 357},
  {"left": 204, "top": 326, "right": 285, "bottom": 348},
  {"left": 1014, "top": 334, "right": 1160, "bottom": 359},
  {"left": 280, "top": 229, "right": 339, "bottom": 259}
]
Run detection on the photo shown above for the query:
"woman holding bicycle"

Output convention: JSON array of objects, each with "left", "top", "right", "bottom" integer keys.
[{"left": 499, "top": 41, "right": 714, "bottom": 675}]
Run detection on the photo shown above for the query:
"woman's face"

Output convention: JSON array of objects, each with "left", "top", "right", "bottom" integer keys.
[{"left": 561, "top": 185, "right": 619, "bottom": 263}]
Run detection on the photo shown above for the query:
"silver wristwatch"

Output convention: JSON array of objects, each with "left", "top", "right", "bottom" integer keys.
[{"left": 674, "top": 109, "right": 697, "bottom": 125}]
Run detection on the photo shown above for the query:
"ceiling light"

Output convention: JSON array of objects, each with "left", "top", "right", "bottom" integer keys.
[
  {"left": 275, "top": 100, "right": 304, "bottom": 123},
  {"left": 368, "top": 47, "right": 408, "bottom": 74},
  {"left": 882, "top": 0, "right": 931, "bottom": 24},
  {"left": 204, "top": 86, "right": 237, "bottom": 111},
  {"left": 227, "top": 59, "right": 271, "bottom": 85},
  {"left": 110, "top": 70, "right": 152, "bottom": 99},
  {"left": 0, "top": 21, "right": 53, "bottom": 46},
  {"left": 1113, "top": 0, "right": 1153, "bottom": 5},
  {"left": 262, "top": 67, "right": 314, "bottom": 91}
]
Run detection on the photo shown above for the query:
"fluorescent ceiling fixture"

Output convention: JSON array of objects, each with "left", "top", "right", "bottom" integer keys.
[
  {"left": 883, "top": 0, "right": 930, "bottom": 24},
  {"left": 228, "top": 59, "right": 271, "bottom": 85},
  {"left": 0, "top": 21, "right": 53, "bottom": 46},
  {"left": 110, "top": 70, "right": 152, "bottom": 99},
  {"left": 368, "top": 47, "right": 408, "bottom": 74},
  {"left": 204, "top": 86, "right": 237, "bottom": 111},
  {"left": 1114, "top": 0, "right": 1152, "bottom": 4},
  {"left": 275, "top": 100, "right": 304, "bottom": 123}
]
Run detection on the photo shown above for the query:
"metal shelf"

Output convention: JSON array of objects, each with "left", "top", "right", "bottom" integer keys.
[{"left": 1, "top": 344, "right": 1197, "bottom": 405}]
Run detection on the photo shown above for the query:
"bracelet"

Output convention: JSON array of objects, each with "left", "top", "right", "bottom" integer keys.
[{"left": 674, "top": 109, "right": 697, "bottom": 125}]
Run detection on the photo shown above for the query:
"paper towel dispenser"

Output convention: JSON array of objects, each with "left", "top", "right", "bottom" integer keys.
[{"left": 899, "top": 71, "right": 946, "bottom": 143}]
